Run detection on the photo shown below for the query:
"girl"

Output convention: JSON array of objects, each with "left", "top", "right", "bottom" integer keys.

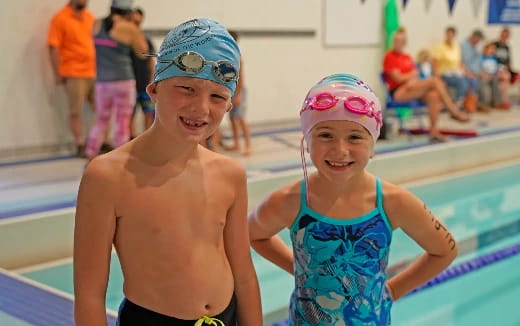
[
  {"left": 416, "top": 49, "right": 433, "bottom": 79},
  {"left": 248, "top": 73, "right": 458, "bottom": 325}
]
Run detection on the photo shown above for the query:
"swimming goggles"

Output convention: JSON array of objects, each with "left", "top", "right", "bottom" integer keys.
[
  {"left": 145, "top": 51, "right": 238, "bottom": 84},
  {"left": 301, "top": 92, "right": 382, "bottom": 127}
]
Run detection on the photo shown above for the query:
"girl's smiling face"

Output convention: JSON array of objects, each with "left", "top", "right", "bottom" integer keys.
[{"left": 308, "top": 120, "right": 374, "bottom": 182}]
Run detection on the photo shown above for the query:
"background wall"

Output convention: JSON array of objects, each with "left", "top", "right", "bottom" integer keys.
[{"left": 0, "top": 0, "right": 518, "bottom": 154}]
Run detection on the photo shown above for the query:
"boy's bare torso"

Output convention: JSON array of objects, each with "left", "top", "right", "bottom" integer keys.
[{"left": 105, "top": 143, "right": 236, "bottom": 319}]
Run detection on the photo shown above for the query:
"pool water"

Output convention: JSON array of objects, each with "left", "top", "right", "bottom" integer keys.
[{"left": 21, "top": 163, "right": 520, "bottom": 324}]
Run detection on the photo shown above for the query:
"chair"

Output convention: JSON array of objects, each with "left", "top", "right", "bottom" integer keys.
[{"left": 380, "top": 73, "right": 428, "bottom": 137}]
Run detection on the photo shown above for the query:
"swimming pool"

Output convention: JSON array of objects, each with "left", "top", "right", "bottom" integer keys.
[{"left": 19, "top": 162, "right": 520, "bottom": 325}]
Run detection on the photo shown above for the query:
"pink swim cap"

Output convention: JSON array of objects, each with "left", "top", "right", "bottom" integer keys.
[{"left": 300, "top": 73, "right": 382, "bottom": 143}]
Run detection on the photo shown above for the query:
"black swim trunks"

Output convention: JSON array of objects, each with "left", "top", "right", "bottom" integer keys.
[{"left": 117, "top": 294, "right": 237, "bottom": 326}]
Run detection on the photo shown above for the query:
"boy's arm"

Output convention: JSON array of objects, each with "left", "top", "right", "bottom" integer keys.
[
  {"left": 73, "top": 158, "right": 118, "bottom": 326},
  {"left": 384, "top": 185, "right": 458, "bottom": 301},
  {"left": 248, "top": 188, "right": 296, "bottom": 274},
  {"left": 224, "top": 165, "right": 262, "bottom": 326}
]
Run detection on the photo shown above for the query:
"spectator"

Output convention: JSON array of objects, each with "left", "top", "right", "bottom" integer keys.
[
  {"left": 48, "top": 0, "right": 96, "bottom": 157},
  {"left": 225, "top": 31, "right": 252, "bottom": 156},
  {"left": 494, "top": 27, "right": 518, "bottom": 84},
  {"left": 416, "top": 49, "right": 433, "bottom": 79},
  {"left": 432, "top": 26, "right": 468, "bottom": 109},
  {"left": 460, "top": 29, "right": 485, "bottom": 112},
  {"left": 86, "top": 0, "right": 148, "bottom": 160},
  {"left": 129, "top": 7, "right": 155, "bottom": 137},
  {"left": 493, "top": 27, "right": 516, "bottom": 108},
  {"left": 383, "top": 27, "right": 469, "bottom": 142},
  {"left": 480, "top": 43, "right": 511, "bottom": 110}
]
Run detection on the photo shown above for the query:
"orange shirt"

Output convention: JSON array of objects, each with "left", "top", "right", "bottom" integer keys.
[{"left": 48, "top": 4, "right": 96, "bottom": 78}]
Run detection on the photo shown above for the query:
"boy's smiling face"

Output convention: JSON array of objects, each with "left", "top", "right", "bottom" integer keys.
[{"left": 147, "top": 76, "right": 232, "bottom": 143}]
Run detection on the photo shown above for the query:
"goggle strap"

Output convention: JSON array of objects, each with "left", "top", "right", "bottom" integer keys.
[{"left": 300, "top": 137, "right": 311, "bottom": 208}]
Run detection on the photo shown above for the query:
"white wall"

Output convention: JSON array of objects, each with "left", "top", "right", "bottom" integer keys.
[{"left": 0, "top": 0, "right": 519, "bottom": 153}]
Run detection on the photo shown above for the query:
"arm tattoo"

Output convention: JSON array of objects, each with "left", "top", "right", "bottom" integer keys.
[{"left": 424, "top": 203, "right": 456, "bottom": 250}]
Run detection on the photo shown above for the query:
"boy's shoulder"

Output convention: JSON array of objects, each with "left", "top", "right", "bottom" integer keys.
[
  {"left": 83, "top": 149, "right": 128, "bottom": 184},
  {"left": 200, "top": 147, "right": 246, "bottom": 179}
]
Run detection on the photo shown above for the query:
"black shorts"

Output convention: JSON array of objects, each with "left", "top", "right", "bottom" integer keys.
[{"left": 117, "top": 294, "right": 237, "bottom": 326}]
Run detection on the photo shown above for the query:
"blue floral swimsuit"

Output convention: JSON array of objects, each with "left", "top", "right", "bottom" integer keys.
[{"left": 289, "top": 178, "right": 393, "bottom": 326}]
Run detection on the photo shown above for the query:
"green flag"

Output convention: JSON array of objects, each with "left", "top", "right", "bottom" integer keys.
[{"left": 384, "top": 0, "right": 400, "bottom": 50}]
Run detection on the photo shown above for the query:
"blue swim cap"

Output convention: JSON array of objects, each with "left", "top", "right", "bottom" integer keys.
[{"left": 154, "top": 18, "right": 241, "bottom": 96}]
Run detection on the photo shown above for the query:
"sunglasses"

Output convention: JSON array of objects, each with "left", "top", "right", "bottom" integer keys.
[
  {"left": 145, "top": 51, "right": 238, "bottom": 83},
  {"left": 302, "top": 92, "right": 382, "bottom": 127}
]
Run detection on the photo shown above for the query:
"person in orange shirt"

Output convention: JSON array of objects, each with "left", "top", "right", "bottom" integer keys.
[{"left": 48, "top": 0, "right": 96, "bottom": 157}]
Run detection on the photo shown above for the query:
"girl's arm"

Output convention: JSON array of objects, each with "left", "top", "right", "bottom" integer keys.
[
  {"left": 74, "top": 158, "right": 118, "bottom": 326},
  {"left": 385, "top": 185, "right": 458, "bottom": 301},
  {"left": 248, "top": 185, "right": 299, "bottom": 274},
  {"left": 224, "top": 164, "right": 262, "bottom": 326}
]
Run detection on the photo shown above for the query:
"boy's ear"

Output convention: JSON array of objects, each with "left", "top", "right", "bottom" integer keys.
[{"left": 146, "top": 83, "right": 158, "bottom": 103}]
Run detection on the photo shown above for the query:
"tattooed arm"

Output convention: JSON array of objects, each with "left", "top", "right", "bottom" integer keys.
[{"left": 383, "top": 183, "right": 458, "bottom": 301}]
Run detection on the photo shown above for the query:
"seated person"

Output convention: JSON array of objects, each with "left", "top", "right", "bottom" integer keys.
[
  {"left": 460, "top": 29, "right": 485, "bottom": 112},
  {"left": 416, "top": 49, "right": 433, "bottom": 79},
  {"left": 432, "top": 26, "right": 468, "bottom": 108},
  {"left": 494, "top": 27, "right": 518, "bottom": 84},
  {"left": 480, "top": 43, "right": 511, "bottom": 110},
  {"left": 383, "top": 27, "right": 469, "bottom": 142}
]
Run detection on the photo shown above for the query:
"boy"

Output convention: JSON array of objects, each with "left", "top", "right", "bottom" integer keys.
[{"left": 74, "top": 18, "right": 262, "bottom": 326}]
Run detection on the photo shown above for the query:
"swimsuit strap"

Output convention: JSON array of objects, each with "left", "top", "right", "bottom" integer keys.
[{"left": 299, "top": 178, "right": 309, "bottom": 211}]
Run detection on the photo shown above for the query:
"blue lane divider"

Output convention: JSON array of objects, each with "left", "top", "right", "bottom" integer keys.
[
  {"left": 0, "top": 271, "right": 117, "bottom": 326},
  {"left": 0, "top": 200, "right": 77, "bottom": 220},
  {"left": 408, "top": 241, "right": 520, "bottom": 295},
  {"left": 0, "top": 154, "right": 76, "bottom": 168},
  {"left": 267, "top": 241, "right": 520, "bottom": 326}
]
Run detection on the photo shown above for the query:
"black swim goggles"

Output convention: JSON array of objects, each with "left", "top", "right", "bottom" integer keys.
[{"left": 145, "top": 51, "right": 238, "bottom": 83}]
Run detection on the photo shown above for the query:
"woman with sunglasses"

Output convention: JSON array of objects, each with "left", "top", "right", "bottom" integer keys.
[
  {"left": 74, "top": 18, "right": 262, "bottom": 326},
  {"left": 249, "top": 73, "right": 458, "bottom": 325}
]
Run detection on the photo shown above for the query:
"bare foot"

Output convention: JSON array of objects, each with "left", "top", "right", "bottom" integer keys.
[
  {"left": 242, "top": 148, "right": 252, "bottom": 156},
  {"left": 450, "top": 112, "right": 470, "bottom": 123},
  {"left": 430, "top": 132, "right": 448, "bottom": 143}
]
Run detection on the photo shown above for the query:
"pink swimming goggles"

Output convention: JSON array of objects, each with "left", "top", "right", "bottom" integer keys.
[{"left": 301, "top": 92, "right": 382, "bottom": 129}]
